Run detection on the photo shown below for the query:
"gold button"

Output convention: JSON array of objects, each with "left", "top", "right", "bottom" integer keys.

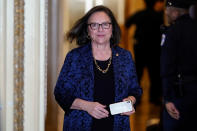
[{"left": 116, "top": 53, "right": 119, "bottom": 56}]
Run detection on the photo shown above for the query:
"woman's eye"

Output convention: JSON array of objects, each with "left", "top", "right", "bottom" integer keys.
[
  {"left": 91, "top": 23, "right": 97, "bottom": 27},
  {"left": 103, "top": 23, "right": 108, "bottom": 26}
]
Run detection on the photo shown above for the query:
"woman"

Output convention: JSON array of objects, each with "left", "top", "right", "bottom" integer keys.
[{"left": 54, "top": 5, "right": 142, "bottom": 131}]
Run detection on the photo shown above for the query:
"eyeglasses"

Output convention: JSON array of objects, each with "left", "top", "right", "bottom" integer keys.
[{"left": 88, "top": 22, "right": 112, "bottom": 30}]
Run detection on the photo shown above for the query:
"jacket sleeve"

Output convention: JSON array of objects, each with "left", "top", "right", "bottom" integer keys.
[
  {"left": 127, "top": 51, "right": 143, "bottom": 103},
  {"left": 54, "top": 51, "right": 77, "bottom": 114}
]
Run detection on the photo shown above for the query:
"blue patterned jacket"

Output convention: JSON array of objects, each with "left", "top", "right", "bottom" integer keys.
[{"left": 54, "top": 44, "right": 142, "bottom": 131}]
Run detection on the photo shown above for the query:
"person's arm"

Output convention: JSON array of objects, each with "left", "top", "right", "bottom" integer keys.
[
  {"left": 54, "top": 52, "right": 77, "bottom": 115},
  {"left": 127, "top": 51, "right": 143, "bottom": 104},
  {"left": 161, "top": 25, "right": 180, "bottom": 119},
  {"left": 54, "top": 52, "right": 109, "bottom": 119},
  {"left": 120, "top": 52, "right": 142, "bottom": 116},
  {"left": 125, "top": 12, "right": 139, "bottom": 28},
  {"left": 160, "top": 26, "right": 179, "bottom": 102}
]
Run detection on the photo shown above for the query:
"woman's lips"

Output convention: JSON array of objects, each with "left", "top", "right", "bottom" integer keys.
[{"left": 97, "top": 34, "right": 105, "bottom": 37}]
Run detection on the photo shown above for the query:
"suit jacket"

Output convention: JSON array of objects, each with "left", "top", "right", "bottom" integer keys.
[{"left": 54, "top": 44, "right": 142, "bottom": 131}]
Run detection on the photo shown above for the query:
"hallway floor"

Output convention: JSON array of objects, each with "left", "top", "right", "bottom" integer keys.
[{"left": 130, "top": 68, "right": 162, "bottom": 131}]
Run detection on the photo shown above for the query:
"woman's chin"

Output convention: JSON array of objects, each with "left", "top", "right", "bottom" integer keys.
[{"left": 94, "top": 39, "right": 110, "bottom": 45}]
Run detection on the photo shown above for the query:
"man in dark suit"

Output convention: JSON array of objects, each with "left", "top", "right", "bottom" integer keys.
[{"left": 160, "top": 0, "right": 197, "bottom": 130}]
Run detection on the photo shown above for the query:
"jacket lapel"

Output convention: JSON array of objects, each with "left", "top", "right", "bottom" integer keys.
[{"left": 112, "top": 47, "right": 123, "bottom": 102}]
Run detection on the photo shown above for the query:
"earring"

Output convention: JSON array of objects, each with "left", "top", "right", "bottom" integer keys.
[{"left": 87, "top": 35, "right": 91, "bottom": 39}]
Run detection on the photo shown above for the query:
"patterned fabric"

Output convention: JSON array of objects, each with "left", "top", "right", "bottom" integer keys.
[{"left": 54, "top": 44, "right": 142, "bottom": 131}]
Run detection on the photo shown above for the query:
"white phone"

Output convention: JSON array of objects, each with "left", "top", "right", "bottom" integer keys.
[{"left": 109, "top": 100, "right": 133, "bottom": 115}]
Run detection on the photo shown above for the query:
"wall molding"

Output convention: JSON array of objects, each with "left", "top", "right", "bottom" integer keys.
[{"left": 13, "top": 0, "right": 25, "bottom": 130}]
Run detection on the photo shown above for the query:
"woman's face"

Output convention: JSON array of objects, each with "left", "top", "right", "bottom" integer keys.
[{"left": 87, "top": 11, "right": 112, "bottom": 45}]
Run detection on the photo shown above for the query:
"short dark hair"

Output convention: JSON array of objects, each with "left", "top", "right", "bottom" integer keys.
[{"left": 66, "top": 5, "right": 121, "bottom": 46}]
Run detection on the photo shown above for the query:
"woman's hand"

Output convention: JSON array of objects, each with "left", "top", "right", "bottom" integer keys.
[
  {"left": 84, "top": 101, "right": 109, "bottom": 119},
  {"left": 165, "top": 102, "right": 180, "bottom": 120},
  {"left": 71, "top": 98, "right": 109, "bottom": 119},
  {"left": 121, "top": 96, "right": 136, "bottom": 116}
]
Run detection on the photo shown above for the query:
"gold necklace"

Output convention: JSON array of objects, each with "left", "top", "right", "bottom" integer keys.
[{"left": 94, "top": 56, "right": 112, "bottom": 73}]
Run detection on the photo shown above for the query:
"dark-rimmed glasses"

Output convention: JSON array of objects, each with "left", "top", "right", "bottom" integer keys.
[{"left": 88, "top": 22, "right": 112, "bottom": 30}]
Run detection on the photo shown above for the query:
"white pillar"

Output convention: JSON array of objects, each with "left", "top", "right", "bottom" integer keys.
[
  {"left": 24, "top": 0, "right": 47, "bottom": 131},
  {"left": 0, "top": 0, "right": 14, "bottom": 130}
]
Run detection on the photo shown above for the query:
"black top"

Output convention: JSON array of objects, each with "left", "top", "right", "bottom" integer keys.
[{"left": 92, "top": 58, "right": 115, "bottom": 131}]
